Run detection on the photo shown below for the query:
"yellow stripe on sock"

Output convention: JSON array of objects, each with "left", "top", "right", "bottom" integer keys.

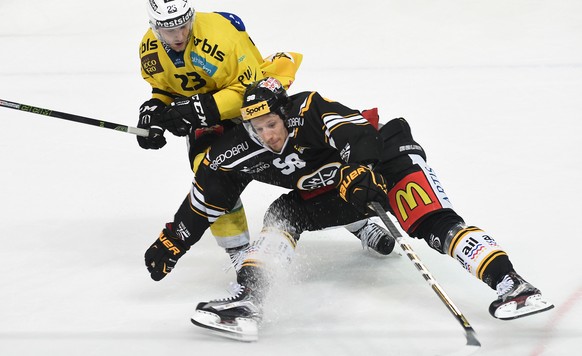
[
  {"left": 448, "top": 226, "right": 483, "bottom": 256},
  {"left": 241, "top": 259, "right": 263, "bottom": 269}
]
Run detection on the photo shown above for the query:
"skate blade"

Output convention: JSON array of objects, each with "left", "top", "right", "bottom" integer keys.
[
  {"left": 494, "top": 293, "right": 555, "bottom": 320},
  {"left": 191, "top": 309, "right": 258, "bottom": 342}
]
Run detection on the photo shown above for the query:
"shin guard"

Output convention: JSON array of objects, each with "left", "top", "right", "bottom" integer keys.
[
  {"left": 241, "top": 227, "right": 297, "bottom": 274},
  {"left": 388, "top": 154, "right": 453, "bottom": 233}
]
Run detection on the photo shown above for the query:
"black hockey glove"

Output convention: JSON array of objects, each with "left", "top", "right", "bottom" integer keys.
[
  {"left": 337, "top": 164, "right": 389, "bottom": 215},
  {"left": 137, "top": 98, "right": 167, "bottom": 150},
  {"left": 161, "top": 93, "right": 220, "bottom": 136},
  {"left": 145, "top": 225, "right": 189, "bottom": 281}
]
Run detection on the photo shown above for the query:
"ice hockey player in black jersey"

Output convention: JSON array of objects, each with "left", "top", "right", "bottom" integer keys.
[
  {"left": 144, "top": 77, "right": 553, "bottom": 341},
  {"left": 137, "top": 0, "right": 389, "bottom": 271}
]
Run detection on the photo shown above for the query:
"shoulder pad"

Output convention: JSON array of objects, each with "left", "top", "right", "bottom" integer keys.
[{"left": 215, "top": 12, "right": 246, "bottom": 31}]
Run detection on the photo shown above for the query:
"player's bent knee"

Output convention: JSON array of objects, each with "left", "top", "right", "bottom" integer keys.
[
  {"left": 262, "top": 194, "right": 304, "bottom": 237},
  {"left": 378, "top": 118, "right": 426, "bottom": 163}
]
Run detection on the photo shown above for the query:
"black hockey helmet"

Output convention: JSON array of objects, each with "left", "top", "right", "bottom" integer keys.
[{"left": 240, "top": 77, "right": 291, "bottom": 122}]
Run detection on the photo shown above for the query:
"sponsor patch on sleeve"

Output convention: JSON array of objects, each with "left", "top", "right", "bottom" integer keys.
[{"left": 141, "top": 52, "right": 164, "bottom": 76}]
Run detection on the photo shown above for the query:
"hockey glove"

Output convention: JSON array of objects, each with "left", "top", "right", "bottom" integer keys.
[
  {"left": 137, "top": 98, "right": 167, "bottom": 150},
  {"left": 145, "top": 225, "right": 189, "bottom": 281},
  {"left": 161, "top": 93, "right": 220, "bottom": 136},
  {"left": 337, "top": 164, "right": 389, "bottom": 215}
]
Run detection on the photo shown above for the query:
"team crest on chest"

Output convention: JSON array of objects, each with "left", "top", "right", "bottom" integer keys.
[{"left": 296, "top": 162, "right": 342, "bottom": 190}]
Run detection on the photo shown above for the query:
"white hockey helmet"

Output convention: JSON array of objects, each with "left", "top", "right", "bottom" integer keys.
[{"left": 147, "top": 0, "right": 195, "bottom": 31}]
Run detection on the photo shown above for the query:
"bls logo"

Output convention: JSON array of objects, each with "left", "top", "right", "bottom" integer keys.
[
  {"left": 141, "top": 38, "right": 158, "bottom": 53},
  {"left": 193, "top": 37, "right": 225, "bottom": 61}
]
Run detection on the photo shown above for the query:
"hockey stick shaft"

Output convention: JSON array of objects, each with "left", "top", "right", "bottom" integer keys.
[
  {"left": 369, "top": 202, "right": 481, "bottom": 348},
  {"left": 0, "top": 98, "right": 149, "bottom": 137}
]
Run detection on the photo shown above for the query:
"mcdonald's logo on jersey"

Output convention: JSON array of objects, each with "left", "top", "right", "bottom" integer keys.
[
  {"left": 395, "top": 182, "right": 433, "bottom": 220},
  {"left": 388, "top": 170, "right": 443, "bottom": 232}
]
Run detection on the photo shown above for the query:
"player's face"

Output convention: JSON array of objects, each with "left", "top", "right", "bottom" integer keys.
[
  {"left": 158, "top": 21, "right": 191, "bottom": 51},
  {"left": 250, "top": 113, "right": 288, "bottom": 153}
]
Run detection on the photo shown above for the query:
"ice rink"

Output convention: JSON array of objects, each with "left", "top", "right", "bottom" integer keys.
[{"left": 1, "top": 1, "right": 581, "bottom": 355}]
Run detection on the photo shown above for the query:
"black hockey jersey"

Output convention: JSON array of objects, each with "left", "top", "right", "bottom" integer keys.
[{"left": 191, "top": 91, "right": 383, "bottom": 221}]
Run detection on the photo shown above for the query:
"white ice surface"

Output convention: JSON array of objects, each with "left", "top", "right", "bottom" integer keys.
[{"left": 1, "top": 1, "right": 581, "bottom": 355}]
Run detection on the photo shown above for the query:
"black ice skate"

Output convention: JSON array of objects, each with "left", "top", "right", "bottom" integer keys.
[
  {"left": 489, "top": 271, "right": 554, "bottom": 320},
  {"left": 351, "top": 220, "right": 396, "bottom": 255},
  {"left": 191, "top": 283, "right": 262, "bottom": 342}
]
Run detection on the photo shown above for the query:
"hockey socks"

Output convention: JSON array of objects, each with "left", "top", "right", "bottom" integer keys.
[
  {"left": 446, "top": 226, "right": 512, "bottom": 287},
  {"left": 446, "top": 226, "right": 554, "bottom": 319}
]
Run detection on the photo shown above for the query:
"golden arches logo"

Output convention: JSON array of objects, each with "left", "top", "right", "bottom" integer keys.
[{"left": 395, "top": 183, "right": 433, "bottom": 221}]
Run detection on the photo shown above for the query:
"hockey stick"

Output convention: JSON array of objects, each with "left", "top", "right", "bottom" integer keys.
[
  {"left": 369, "top": 202, "right": 481, "bottom": 350},
  {"left": 0, "top": 98, "right": 149, "bottom": 137}
]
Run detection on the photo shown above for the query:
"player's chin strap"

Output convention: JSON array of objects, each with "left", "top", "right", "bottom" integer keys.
[{"left": 369, "top": 202, "right": 481, "bottom": 352}]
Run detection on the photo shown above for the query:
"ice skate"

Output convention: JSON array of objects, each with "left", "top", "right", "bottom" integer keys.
[
  {"left": 489, "top": 271, "right": 554, "bottom": 320},
  {"left": 191, "top": 283, "right": 262, "bottom": 342},
  {"left": 349, "top": 219, "right": 396, "bottom": 255}
]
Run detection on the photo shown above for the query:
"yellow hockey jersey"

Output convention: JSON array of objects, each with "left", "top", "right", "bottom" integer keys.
[{"left": 139, "top": 12, "right": 302, "bottom": 121}]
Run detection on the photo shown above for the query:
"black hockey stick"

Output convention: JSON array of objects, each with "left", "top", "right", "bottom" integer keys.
[
  {"left": 369, "top": 202, "right": 481, "bottom": 351},
  {"left": 0, "top": 98, "right": 149, "bottom": 137}
]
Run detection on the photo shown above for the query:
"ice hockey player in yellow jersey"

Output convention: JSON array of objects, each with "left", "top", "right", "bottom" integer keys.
[
  {"left": 137, "top": 0, "right": 303, "bottom": 274},
  {"left": 138, "top": 0, "right": 302, "bottom": 158}
]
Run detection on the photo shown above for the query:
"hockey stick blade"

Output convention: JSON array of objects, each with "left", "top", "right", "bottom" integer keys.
[
  {"left": 369, "top": 202, "right": 482, "bottom": 350},
  {"left": 0, "top": 98, "right": 149, "bottom": 137},
  {"left": 449, "top": 328, "right": 481, "bottom": 356}
]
